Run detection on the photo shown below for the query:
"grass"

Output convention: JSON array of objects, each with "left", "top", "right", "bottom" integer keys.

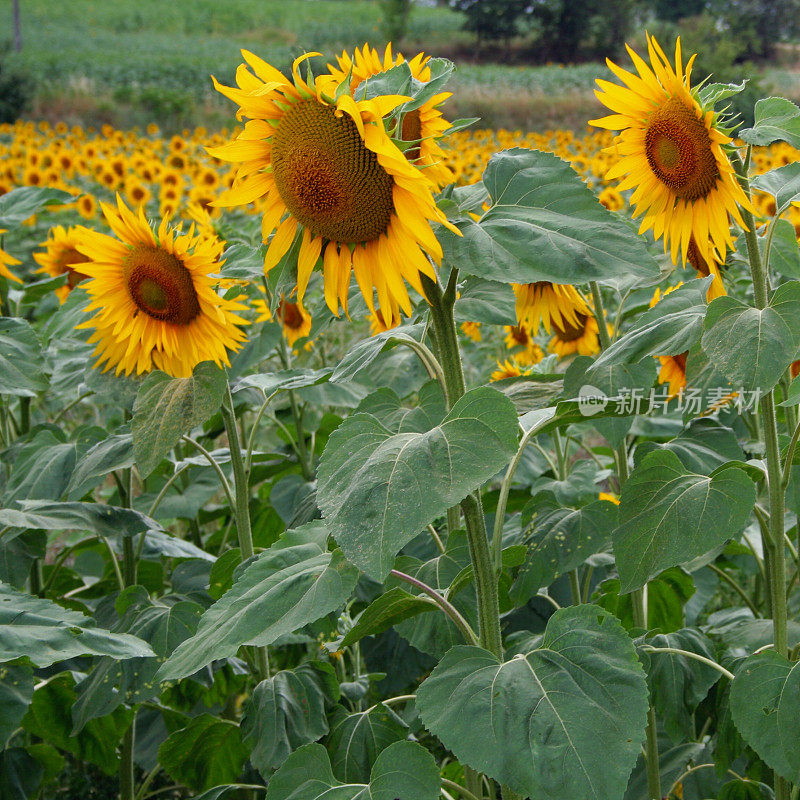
[{"left": 4, "top": 0, "right": 798, "bottom": 132}]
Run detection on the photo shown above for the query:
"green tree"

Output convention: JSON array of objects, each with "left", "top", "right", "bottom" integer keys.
[{"left": 449, "top": 0, "right": 529, "bottom": 44}]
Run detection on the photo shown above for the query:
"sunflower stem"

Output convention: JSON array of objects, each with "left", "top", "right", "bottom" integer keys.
[
  {"left": 277, "top": 342, "right": 314, "bottom": 480},
  {"left": 221, "top": 382, "right": 269, "bottom": 680}
]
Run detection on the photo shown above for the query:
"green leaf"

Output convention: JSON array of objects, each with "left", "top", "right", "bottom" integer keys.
[
  {"left": 219, "top": 243, "right": 265, "bottom": 282},
  {"left": 131, "top": 362, "right": 227, "bottom": 477},
  {"left": 439, "top": 148, "right": 659, "bottom": 287},
  {"left": 0, "top": 500, "right": 157, "bottom": 539},
  {"left": 158, "top": 714, "right": 249, "bottom": 792},
  {"left": 318, "top": 387, "right": 519, "bottom": 580},
  {"left": 697, "top": 80, "right": 747, "bottom": 108},
  {"left": 22, "top": 672, "right": 133, "bottom": 774},
  {"left": 740, "top": 97, "right": 800, "bottom": 148},
  {"left": 326, "top": 704, "right": 410, "bottom": 784},
  {"left": 0, "top": 186, "right": 76, "bottom": 228},
  {"left": 453, "top": 276, "right": 516, "bottom": 325},
  {"left": 416, "top": 605, "right": 648, "bottom": 800},
  {"left": 157, "top": 524, "right": 359, "bottom": 681},
  {"left": 0, "top": 664, "right": 33, "bottom": 748},
  {"left": 593, "top": 279, "right": 710, "bottom": 369},
  {"left": 0, "top": 747, "right": 43, "bottom": 800},
  {"left": 241, "top": 662, "right": 339, "bottom": 775},
  {"left": 2, "top": 432, "right": 76, "bottom": 505},
  {"left": 701, "top": 281, "right": 800, "bottom": 393},
  {"left": 0, "top": 581, "right": 154, "bottom": 667},
  {"left": 730, "top": 651, "right": 800, "bottom": 783},
  {"left": 763, "top": 219, "right": 800, "bottom": 279},
  {"left": 330, "top": 323, "right": 425, "bottom": 384},
  {"left": 235, "top": 368, "right": 332, "bottom": 396},
  {"left": 639, "top": 629, "right": 721, "bottom": 744},
  {"left": 752, "top": 163, "right": 800, "bottom": 211},
  {"left": 634, "top": 418, "right": 745, "bottom": 475},
  {"left": 266, "top": 740, "right": 440, "bottom": 800},
  {"left": 72, "top": 597, "right": 202, "bottom": 731},
  {"left": 0, "top": 319, "right": 47, "bottom": 397},
  {"left": 67, "top": 434, "right": 134, "bottom": 498},
  {"left": 613, "top": 451, "right": 756, "bottom": 592},
  {"left": 510, "top": 498, "right": 617, "bottom": 604},
  {"left": 340, "top": 588, "right": 435, "bottom": 647}
]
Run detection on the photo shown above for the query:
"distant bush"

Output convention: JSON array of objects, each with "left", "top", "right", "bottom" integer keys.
[{"left": 0, "top": 44, "right": 34, "bottom": 123}]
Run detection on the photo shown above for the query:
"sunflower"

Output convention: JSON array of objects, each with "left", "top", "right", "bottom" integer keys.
[
  {"left": 74, "top": 195, "right": 248, "bottom": 377},
  {"left": 276, "top": 295, "right": 312, "bottom": 346},
  {"left": 208, "top": 50, "right": 458, "bottom": 329},
  {"left": 324, "top": 44, "right": 455, "bottom": 190},
  {"left": 503, "top": 323, "right": 544, "bottom": 365},
  {"left": 513, "top": 282, "right": 590, "bottom": 335},
  {"left": 649, "top": 283, "right": 687, "bottom": 397},
  {"left": 687, "top": 235, "right": 725, "bottom": 300},
  {"left": 77, "top": 194, "right": 98, "bottom": 219},
  {"left": 460, "top": 320, "right": 481, "bottom": 342},
  {"left": 33, "top": 225, "right": 92, "bottom": 302},
  {"left": 590, "top": 35, "right": 752, "bottom": 268},
  {"left": 368, "top": 305, "right": 401, "bottom": 336},
  {"left": 548, "top": 312, "right": 602, "bottom": 358},
  {"left": 491, "top": 358, "right": 532, "bottom": 382},
  {"left": 0, "top": 235, "right": 21, "bottom": 283}
]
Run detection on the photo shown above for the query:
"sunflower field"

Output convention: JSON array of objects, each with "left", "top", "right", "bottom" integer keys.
[{"left": 3, "top": 33, "right": 800, "bottom": 800}]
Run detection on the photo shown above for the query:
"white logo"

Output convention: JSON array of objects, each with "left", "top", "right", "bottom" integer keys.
[{"left": 578, "top": 384, "right": 608, "bottom": 416}]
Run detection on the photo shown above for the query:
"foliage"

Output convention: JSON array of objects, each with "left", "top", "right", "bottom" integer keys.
[{"left": 0, "top": 43, "right": 33, "bottom": 124}]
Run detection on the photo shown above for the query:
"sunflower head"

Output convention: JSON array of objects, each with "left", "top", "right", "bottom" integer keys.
[
  {"left": 548, "top": 311, "right": 603, "bottom": 358},
  {"left": 34, "top": 225, "right": 92, "bottom": 302},
  {"left": 208, "top": 49, "right": 458, "bottom": 327},
  {"left": 491, "top": 358, "right": 533, "bottom": 382},
  {"left": 74, "top": 195, "right": 248, "bottom": 377},
  {"left": 276, "top": 295, "right": 312, "bottom": 347},
  {"left": 590, "top": 34, "right": 753, "bottom": 268},
  {"left": 514, "top": 282, "right": 590, "bottom": 335}
]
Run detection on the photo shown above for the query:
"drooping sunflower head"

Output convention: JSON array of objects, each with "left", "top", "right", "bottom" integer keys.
[
  {"left": 208, "top": 49, "right": 458, "bottom": 329},
  {"left": 323, "top": 44, "right": 455, "bottom": 190},
  {"left": 0, "top": 234, "right": 21, "bottom": 284},
  {"left": 513, "top": 282, "right": 590, "bottom": 335},
  {"left": 276, "top": 295, "right": 312, "bottom": 347},
  {"left": 548, "top": 311, "right": 602, "bottom": 358},
  {"left": 590, "top": 34, "right": 753, "bottom": 268},
  {"left": 34, "top": 225, "right": 92, "bottom": 302},
  {"left": 74, "top": 195, "right": 248, "bottom": 377}
]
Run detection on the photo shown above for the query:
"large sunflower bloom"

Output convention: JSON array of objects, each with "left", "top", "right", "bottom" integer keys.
[
  {"left": 590, "top": 35, "right": 752, "bottom": 267},
  {"left": 74, "top": 196, "right": 248, "bottom": 377},
  {"left": 208, "top": 51, "right": 458, "bottom": 329},
  {"left": 324, "top": 44, "right": 455, "bottom": 190},
  {"left": 0, "top": 235, "right": 21, "bottom": 284},
  {"left": 513, "top": 282, "right": 590, "bottom": 334},
  {"left": 34, "top": 225, "right": 92, "bottom": 302}
]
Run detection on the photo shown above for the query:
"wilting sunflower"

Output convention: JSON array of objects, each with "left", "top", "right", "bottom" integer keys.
[
  {"left": 491, "top": 358, "right": 533, "bottom": 382},
  {"left": 34, "top": 225, "right": 92, "bottom": 302},
  {"left": 0, "top": 235, "right": 21, "bottom": 283},
  {"left": 324, "top": 44, "right": 455, "bottom": 190},
  {"left": 590, "top": 35, "right": 752, "bottom": 267},
  {"left": 208, "top": 50, "right": 458, "bottom": 329},
  {"left": 548, "top": 312, "right": 603, "bottom": 358},
  {"left": 649, "top": 284, "right": 687, "bottom": 397},
  {"left": 276, "top": 295, "right": 312, "bottom": 347},
  {"left": 74, "top": 196, "right": 248, "bottom": 377},
  {"left": 514, "top": 282, "right": 590, "bottom": 335}
]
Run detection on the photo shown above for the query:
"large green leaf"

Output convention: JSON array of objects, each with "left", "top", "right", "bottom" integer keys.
[
  {"left": 593, "top": 280, "right": 710, "bottom": 369},
  {"left": 340, "top": 588, "right": 436, "bottom": 647},
  {"left": 752, "top": 162, "right": 800, "bottom": 210},
  {"left": 0, "top": 186, "right": 76, "bottom": 228},
  {"left": 22, "top": 672, "right": 133, "bottom": 775},
  {"left": 158, "top": 714, "right": 249, "bottom": 792},
  {"left": 157, "top": 525, "right": 358, "bottom": 681},
  {"left": 131, "top": 362, "right": 227, "bottom": 477},
  {"left": 0, "top": 319, "right": 47, "bottom": 396},
  {"left": 740, "top": 98, "right": 800, "bottom": 148},
  {"left": 701, "top": 281, "right": 800, "bottom": 393},
  {"left": 763, "top": 218, "right": 800, "bottom": 279},
  {"left": 613, "top": 451, "right": 755, "bottom": 592},
  {"left": 0, "top": 582, "right": 154, "bottom": 667},
  {"left": 0, "top": 500, "right": 157, "bottom": 539},
  {"left": 326, "top": 704, "right": 410, "bottom": 784},
  {"left": 510, "top": 497, "right": 617, "bottom": 604},
  {"left": 0, "top": 665, "right": 33, "bottom": 748},
  {"left": 235, "top": 368, "right": 332, "bottom": 396},
  {"left": 438, "top": 148, "right": 659, "bottom": 286},
  {"left": 266, "top": 740, "right": 440, "bottom": 800},
  {"left": 730, "top": 652, "right": 800, "bottom": 783},
  {"left": 317, "top": 387, "right": 518, "bottom": 580},
  {"left": 72, "top": 593, "right": 202, "bottom": 731},
  {"left": 0, "top": 747, "right": 43, "bottom": 800},
  {"left": 241, "top": 662, "right": 339, "bottom": 775},
  {"left": 639, "top": 629, "right": 721, "bottom": 744},
  {"left": 330, "top": 323, "right": 425, "bottom": 384},
  {"left": 2, "top": 431, "right": 75, "bottom": 505},
  {"left": 67, "top": 434, "right": 134, "bottom": 498},
  {"left": 416, "top": 605, "right": 648, "bottom": 800},
  {"left": 453, "top": 276, "right": 516, "bottom": 325}
]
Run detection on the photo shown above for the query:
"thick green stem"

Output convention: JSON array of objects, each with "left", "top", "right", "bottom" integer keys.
[
  {"left": 221, "top": 384, "right": 269, "bottom": 679},
  {"left": 119, "top": 721, "right": 135, "bottom": 800}
]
